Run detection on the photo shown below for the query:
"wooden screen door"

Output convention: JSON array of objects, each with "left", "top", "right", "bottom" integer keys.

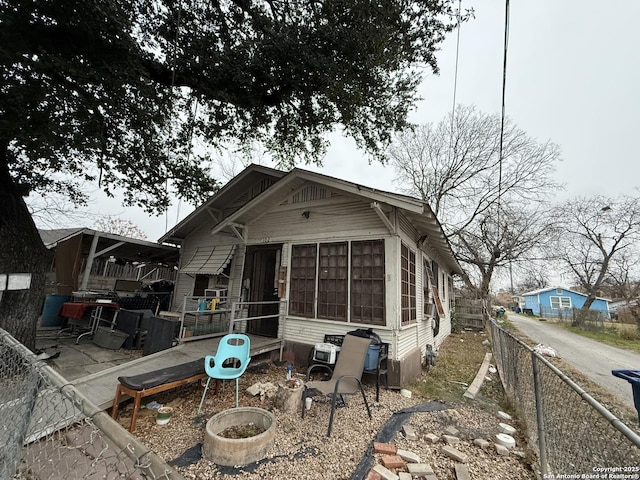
[{"left": 243, "top": 244, "right": 281, "bottom": 338}]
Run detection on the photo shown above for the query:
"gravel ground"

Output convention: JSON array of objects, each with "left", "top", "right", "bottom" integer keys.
[{"left": 117, "top": 361, "right": 536, "bottom": 479}]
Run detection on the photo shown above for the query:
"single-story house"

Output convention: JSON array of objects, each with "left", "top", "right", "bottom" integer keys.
[
  {"left": 520, "top": 286, "right": 610, "bottom": 319},
  {"left": 160, "top": 164, "right": 462, "bottom": 388}
]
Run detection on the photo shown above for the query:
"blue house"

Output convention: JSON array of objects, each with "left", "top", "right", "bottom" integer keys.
[{"left": 520, "top": 287, "right": 610, "bottom": 319}]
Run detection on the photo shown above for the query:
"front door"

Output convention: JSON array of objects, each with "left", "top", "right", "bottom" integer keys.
[{"left": 243, "top": 244, "right": 281, "bottom": 338}]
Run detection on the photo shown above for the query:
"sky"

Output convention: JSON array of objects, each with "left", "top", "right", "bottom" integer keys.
[{"left": 52, "top": 0, "right": 640, "bottom": 242}]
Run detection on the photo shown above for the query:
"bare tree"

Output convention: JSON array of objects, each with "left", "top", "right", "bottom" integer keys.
[
  {"left": 389, "top": 105, "right": 562, "bottom": 228},
  {"left": 513, "top": 264, "right": 550, "bottom": 293},
  {"left": 94, "top": 217, "right": 148, "bottom": 240},
  {"left": 209, "top": 140, "right": 272, "bottom": 183},
  {"left": 27, "top": 192, "right": 95, "bottom": 229},
  {"left": 451, "top": 202, "right": 557, "bottom": 300},
  {"left": 553, "top": 195, "right": 640, "bottom": 310},
  {"left": 389, "top": 105, "right": 563, "bottom": 300},
  {"left": 605, "top": 252, "right": 640, "bottom": 330}
]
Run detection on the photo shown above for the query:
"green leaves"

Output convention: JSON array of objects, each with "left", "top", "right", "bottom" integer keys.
[{"left": 1, "top": 0, "right": 457, "bottom": 213}]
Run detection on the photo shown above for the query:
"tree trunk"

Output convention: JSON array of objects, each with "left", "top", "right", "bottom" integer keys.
[
  {"left": 0, "top": 143, "right": 51, "bottom": 350},
  {"left": 582, "top": 295, "right": 596, "bottom": 310}
]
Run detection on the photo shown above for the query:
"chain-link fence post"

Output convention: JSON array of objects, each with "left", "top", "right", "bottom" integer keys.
[
  {"left": 531, "top": 352, "right": 548, "bottom": 476},
  {"left": 1, "top": 327, "right": 185, "bottom": 479}
]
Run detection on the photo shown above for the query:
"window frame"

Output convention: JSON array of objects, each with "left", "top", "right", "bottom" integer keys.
[
  {"left": 317, "top": 242, "right": 348, "bottom": 321},
  {"left": 401, "top": 242, "right": 417, "bottom": 326},
  {"left": 288, "top": 239, "right": 386, "bottom": 325},
  {"left": 550, "top": 296, "right": 572, "bottom": 309},
  {"left": 289, "top": 244, "right": 318, "bottom": 318}
]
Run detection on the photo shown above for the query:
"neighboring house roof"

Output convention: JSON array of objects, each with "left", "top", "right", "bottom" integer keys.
[
  {"left": 521, "top": 286, "right": 610, "bottom": 302},
  {"left": 609, "top": 298, "right": 640, "bottom": 310},
  {"left": 38, "top": 228, "right": 180, "bottom": 265},
  {"left": 162, "top": 164, "right": 462, "bottom": 275},
  {"left": 39, "top": 228, "right": 86, "bottom": 248}
]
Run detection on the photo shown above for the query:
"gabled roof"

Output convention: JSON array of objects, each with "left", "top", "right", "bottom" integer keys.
[
  {"left": 159, "top": 164, "right": 287, "bottom": 244},
  {"left": 521, "top": 286, "right": 609, "bottom": 302},
  {"left": 165, "top": 164, "right": 461, "bottom": 275}
]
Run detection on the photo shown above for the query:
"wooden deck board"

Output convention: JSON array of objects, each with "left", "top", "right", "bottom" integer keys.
[{"left": 71, "top": 335, "right": 282, "bottom": 410}]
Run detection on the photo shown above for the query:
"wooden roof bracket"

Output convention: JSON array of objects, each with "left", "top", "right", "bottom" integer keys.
[
  {"left": 371, "top": 202, "right": 395, "bottom": 234},
  {"left": 229, "top": 222, "right": 247, "bottom": 243}
]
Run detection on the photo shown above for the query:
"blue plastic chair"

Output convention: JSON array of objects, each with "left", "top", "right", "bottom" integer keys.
[{"left": 197, "top": 334, "right": 251, "bottom": 413}]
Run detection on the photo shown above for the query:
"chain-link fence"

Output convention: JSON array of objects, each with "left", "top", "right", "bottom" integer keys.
[
  {"left": 537, "top": 305, "right": 606, "bottom": 331},
  {"left": 489, "top": 318, "right": 640, "bottom": 475},
  {"left": 0, "top": 327, "right": 184, "bottom": 480}
]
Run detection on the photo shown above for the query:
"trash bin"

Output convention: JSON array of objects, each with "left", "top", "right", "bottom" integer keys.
[
  {"left": 347, "top": 328, "right": 382, "bottom": 371},
  {"left": 612, "top": 369, "right": 640, "bottom": 426},
  {"left": 364, "top": 343, "right": 381, "bottom": 371},
  {"left": 40, "top": 294, "right": 72, "bottom": 327}
]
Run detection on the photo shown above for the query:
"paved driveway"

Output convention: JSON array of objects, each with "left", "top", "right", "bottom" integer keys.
[{"left": 508, "top": 313, "right": 640, "bottom": 409}]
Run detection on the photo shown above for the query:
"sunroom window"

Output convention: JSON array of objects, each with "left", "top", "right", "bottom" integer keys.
[
  {"left": 401, "top": 243, "right": 417, "bottom": 325},
  {"left": 289, "top": 239, "right": 385, "bottom": 325}
]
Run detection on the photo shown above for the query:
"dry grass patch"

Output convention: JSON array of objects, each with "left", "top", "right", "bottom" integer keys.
[{"left": 411, "top": 329, "right": 508, "bottom": 412}]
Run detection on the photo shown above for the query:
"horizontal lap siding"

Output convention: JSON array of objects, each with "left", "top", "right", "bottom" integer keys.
[
  {"left": 282, "top": 317, "right": 393, "bottom": 357},
  {"left": 249, "top": 200, "right": 387, "bottom": 242}
]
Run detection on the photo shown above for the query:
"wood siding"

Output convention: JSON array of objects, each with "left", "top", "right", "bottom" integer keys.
[
  {"left": 170, "top": 180, "right": 454, "bottom": 369},
  {"left": 249, "top": 198, "right": 388, "bottom": 242}
]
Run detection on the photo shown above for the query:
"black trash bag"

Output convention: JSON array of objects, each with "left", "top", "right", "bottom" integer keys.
[{"left": 346, "top": 327, "right": 381, "bottom": 344}]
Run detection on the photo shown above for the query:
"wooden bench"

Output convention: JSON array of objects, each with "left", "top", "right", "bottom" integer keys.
[{"left": 111, "top": 358, "right": 215, "bottom": 432}]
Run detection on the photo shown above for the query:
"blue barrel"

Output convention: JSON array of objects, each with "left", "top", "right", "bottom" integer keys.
[
  {"left": 364, "top": 344, "right": 381, "bottom": 371},
  {"left": 40, "top": 294, "right": 71, "bottom": 327}
]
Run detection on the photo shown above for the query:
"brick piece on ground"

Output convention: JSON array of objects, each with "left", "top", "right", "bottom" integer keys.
[
  {"left": 495, "top": 443, "right": 510, "bottom": 456},
  {"left": 397, "top": 448, "right": 420, "bottom": 464},
  {"left": 473, "top": 438, "right": 490, "bottom": 450},
  {"left": 381, "top": 455, "right": 406, "bottom": 470},
  {"left": 399, "top": 473, "right": 412, "bottom": 480},
  {"left": 441, "top": 445, "right": 469, "bottom": 463},
  {"left": 402, "top": 424, "right": 418, "bottom": 440},
  {"left": 442, "top": 434, "right": 459, "bottom": 445},
  {"left": 454, "top": 463, "right": 471, "bottom": 480},
  {"left": 444, "top": 425, "right": 460, "bottom": 437},
  {"left": 366, "top": 469, "right": 384, "bottom": 480},
  {"left": 374, "top": 442, "right": 397, "bottom": 455},
  {"left": 425, "top": 433, "right": 440, "bottom": 444},
  {"left": 373, "top": 464, "right": 400, "bottom": 480},
  {"left": 407, "top": 463, "right": 434, "bottom": 476}
]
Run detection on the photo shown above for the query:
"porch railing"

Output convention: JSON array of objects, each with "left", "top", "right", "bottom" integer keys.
[{"left": 176, "top": 297, "right": 283, "bottom": 342}]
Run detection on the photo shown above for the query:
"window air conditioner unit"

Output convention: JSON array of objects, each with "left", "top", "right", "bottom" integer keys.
[
  {"left": 205, "top": 289, "right": 227, "bottom": 299},
  {"left": 424, "top": 303, "right": 435, "bottom": 317}
]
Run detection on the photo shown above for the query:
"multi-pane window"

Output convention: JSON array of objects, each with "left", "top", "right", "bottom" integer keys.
[
  {"left": 318, "top": 242, "right": 348, "bottom": 321},
  {"left": 351, "top": 240, "right": 386, "bottom": 325},
  {"left": 550, "top": 296, "right": 571, "bottom": 309},
  {"left": 401, "top": 243, "right": 417, "bottom": 325},
  {"left": 289, "top": 240, "right": 385, "bottom": 325},
  {"left": 289, "top": 244, "right": 317, "bottom": 317}
]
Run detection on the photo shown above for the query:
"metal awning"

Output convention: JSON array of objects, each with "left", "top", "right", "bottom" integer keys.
[{"left": 180, "top": 245, "right": 236, "bottom": 274}]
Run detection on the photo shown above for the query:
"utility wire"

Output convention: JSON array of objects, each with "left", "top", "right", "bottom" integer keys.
[
  {"left": 450, "top": 0, "right": 462, "bottom": 130},
  {"left": 165, "top": 6, "right": 182, "bottom": 233},
  {"left": 497, "top": 0, "right": 510, "bottom": 228}
]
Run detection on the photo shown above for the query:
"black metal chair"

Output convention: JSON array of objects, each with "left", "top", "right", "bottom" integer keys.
[{"left": 301, "top": 334, "right": 372, "bottom": 436}]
